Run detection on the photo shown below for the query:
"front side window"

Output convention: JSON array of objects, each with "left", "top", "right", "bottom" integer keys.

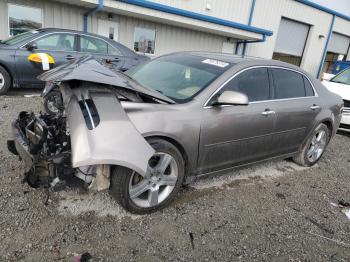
[
  {"left": 80, "top": 35, "right": 108, "bottom": 54},
  {"left": 8, "top": 4, "right": 42, "bottom": 36},
  {"left": 134, "top": 27, "right": 156, "bottom": 54},
  {"left": 272, "top": 68, "right": 306, "bottom": 99},
  {"left": 34, "top": 33, "right": 75, "bottom": 51},
  {"left": 222, "top": 68, "right": 270, "bottom": 102},
  {"left": 127, "top": 54, "right": 232, "bottom": 103},
  {"left": 330, "top": 68, "right": 350, "bottom": 85}
]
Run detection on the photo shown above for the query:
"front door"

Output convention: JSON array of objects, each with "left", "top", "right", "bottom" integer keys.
[
  {"left": 198, "top": 67, "right": 276, "bottom": 173},
  {"left": 97, "top": 19, "right": 119, "bottom": 41},
  {"left": 15, "top": 33, "right": 77, "bottom": 87}
]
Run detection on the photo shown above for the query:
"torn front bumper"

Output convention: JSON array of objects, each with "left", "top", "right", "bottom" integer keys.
[{"left": 9, "top": 123, "right": 32, "bottom": 170}]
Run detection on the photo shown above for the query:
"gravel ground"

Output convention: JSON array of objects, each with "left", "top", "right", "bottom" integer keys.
[{"left": 1, "top": 93, "right": 350, "bottom": 261}]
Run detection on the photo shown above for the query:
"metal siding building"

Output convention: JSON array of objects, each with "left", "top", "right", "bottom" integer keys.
[{"left": 0, "top": 0, "right": 350, "bottom": 77}]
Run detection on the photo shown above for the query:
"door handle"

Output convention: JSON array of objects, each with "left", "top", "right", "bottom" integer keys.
[
  {"left": 310, "top": 105, "right": 321, "bottom": 110},
  {"left": 261, "top": 109, "right": 276, "bottom": 116},
  {"left": 65, "top": 55, "right": 74, "bottom": 60}
]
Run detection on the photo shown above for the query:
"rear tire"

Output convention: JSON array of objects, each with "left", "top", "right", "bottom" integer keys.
[
  {"left": 293, "top": 123, "right": 330, "bottom": 167},
  {"left": 0, "top": 66, "right": 11, "bottom": 95},
  {"left": 109, "top": 138, "right": 185, "bottom": 214}
]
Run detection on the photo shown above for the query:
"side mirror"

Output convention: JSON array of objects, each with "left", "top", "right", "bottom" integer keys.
[
  {"left": 25, "top": 42, "right": 37, "bottom": 51},
  {"left": 212, "top": 91, "right": 249, "bottom": 106}
]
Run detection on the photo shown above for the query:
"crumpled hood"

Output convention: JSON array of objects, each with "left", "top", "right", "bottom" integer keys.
[
  {"left": 39, "top": 56, "right": 174, "bottom": 104},
  {"left": 322, "top": 80, "right": 350, "bottom": 101}
]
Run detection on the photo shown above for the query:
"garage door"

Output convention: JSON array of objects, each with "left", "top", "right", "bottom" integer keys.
[
  {"left": 328, "top": 33, "right": 350, "bottom": 55},
  {"left": 274, "top": 18, "right": 309, "bottom": 57}
]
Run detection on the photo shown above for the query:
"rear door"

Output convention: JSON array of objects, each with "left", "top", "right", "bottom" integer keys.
[
  {"left": 198, "top": 67, "right": 277, "bottom": 173},
  {"left": 269, "top": 67, "right": 320, "bottom": 155},
  {"left": 76, "top": 35, "right": 125, "bottom": 70},
  {"left": 15, "top": 33, "right": 78, "bottom": 87}
]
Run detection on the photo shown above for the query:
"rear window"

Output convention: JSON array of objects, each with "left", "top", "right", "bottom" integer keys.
[{"left": 272, "top": 68, "right": 307, "bottom": 99}]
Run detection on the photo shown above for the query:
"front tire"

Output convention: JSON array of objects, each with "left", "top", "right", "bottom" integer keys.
[
  {"left": 43, "top": 90, "right": 62, "bottom": 115},
  {"left": 0, "top": 66, "right": 11, "bottom": 95},
  {"left": 110, "top": 138, "right": 185, "bottom": 214},
  {"left": 293, "top": 123, "right": 330, "bottom": 167}
]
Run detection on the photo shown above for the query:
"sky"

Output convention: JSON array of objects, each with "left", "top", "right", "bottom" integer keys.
[{"left": 311, "top": 0, "right": 350, "bottom": 16}]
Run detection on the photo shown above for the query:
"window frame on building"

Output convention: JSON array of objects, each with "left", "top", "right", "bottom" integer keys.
[
  {"left": 133, "top": 27, "right": 156, "bottom": 55},
  {"left": 8, "top": 3, "right": 43, "bottom": 37}
]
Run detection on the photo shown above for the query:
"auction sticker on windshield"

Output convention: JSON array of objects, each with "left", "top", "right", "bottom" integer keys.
[{"left": 202, "top": 59, "right": 229, "bottom": 68}]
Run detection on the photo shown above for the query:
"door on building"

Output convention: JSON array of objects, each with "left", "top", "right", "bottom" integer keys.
[
  {"left": 98, "top": 19, "right": 119, "bottom": 40},
  {"left": 273, "top": 18, "right": 310, "bottom": 66},
  {"left": 15, "top": 32, "right": 78, "bottom": 87},
  {"left": 323, "top": 33, "right": 350, "bottom": 74}
]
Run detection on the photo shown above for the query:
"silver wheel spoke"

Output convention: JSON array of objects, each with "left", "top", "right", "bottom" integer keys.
[
  {"left": 307, "top": 145, "right": 315, "bottom": 158},
  {"left": 144, "top": 165, "right": 154, "bottom": 178},
  {"left": 0, "top": 73, "right": 4, "bottom": 88},
  {"left": 307, "top": 130, "right": 327, "bottom": 163},
  {"left": 159, "top": 175, "right": 177, "bottom": 186},
  {"left": 317, "top": 131, "right": 325, "bottom": 142},
  {"left": 155, "top": 154, "right": 173, "bottom": 173},
  {"left": 129, "top": 179, "right": 150, "bottom": 199},
  {"left": 148, "top": 188, "right": 159, "bottom": 206}
]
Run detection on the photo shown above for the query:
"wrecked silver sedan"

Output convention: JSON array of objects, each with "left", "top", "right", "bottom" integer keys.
[{"left": 8, "top": 53, "right": 343, "bottom": 213}]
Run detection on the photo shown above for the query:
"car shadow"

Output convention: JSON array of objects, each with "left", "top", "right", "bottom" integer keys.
[{"left": 337, "top": 130, "right": 350, "bottom": 138}]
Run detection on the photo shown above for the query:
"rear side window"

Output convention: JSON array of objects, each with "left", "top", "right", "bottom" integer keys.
[
  {"left": 222, "top": 68, "right": 270, "bottom": 102},
  {"left": 303, "top": 76, "right": 315, "bottom": 96},
  {"left": 272, "top": 68, "right": 306, "bottom": 99},
  {"left": 80, "top": 35, "right": 108, "bottom": 54}
]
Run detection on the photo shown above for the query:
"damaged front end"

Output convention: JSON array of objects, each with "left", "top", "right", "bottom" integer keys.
[
  {"left": 8, "top": 111, "right": 72, "bottom": 188},
  {"left": 8, "top": 57, "right": 172, "bottom": 190}
]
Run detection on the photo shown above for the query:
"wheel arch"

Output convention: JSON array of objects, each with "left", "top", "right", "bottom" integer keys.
[
  {"left": 0, "top": 62, "right": 13, "bottom": 81},
  {"left": 321, "top": 119, "right": 333, "bottom": 136},
  {"left": 145, "top": 135, "right": 191, "bottom": 177}
]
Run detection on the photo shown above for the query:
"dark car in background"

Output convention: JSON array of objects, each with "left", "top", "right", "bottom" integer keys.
[{"left": 0, "top": 28, "right": 149, "bottom": 95}]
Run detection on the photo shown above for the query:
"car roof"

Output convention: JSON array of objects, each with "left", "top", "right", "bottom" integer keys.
[
  {"left": 34, "top": 28, "right": 134, "bottom": 55},
  {"left": 180, "top": 51, "right": 307, "bottom": 74},
  {"left": 183, "top": 51, "right": 304, "bottom": 72},
  {"left": 36, "top": 28, "right": 110, "bottom": 41}
]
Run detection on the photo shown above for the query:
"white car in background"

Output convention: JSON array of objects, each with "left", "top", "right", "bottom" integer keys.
[{"left": 322, "top": 68, "right": 350, "bottom": 132}]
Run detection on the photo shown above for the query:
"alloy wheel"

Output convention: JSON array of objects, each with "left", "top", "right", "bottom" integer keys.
[
  {"left": 307, "top": 130, "right": 327, "bottom": 162},
  {"left": 0, "top": 72, "right": 4, "bottom": 89},
  {"left": 129, "top": 152, "right": 178, "bottom": 208}
]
